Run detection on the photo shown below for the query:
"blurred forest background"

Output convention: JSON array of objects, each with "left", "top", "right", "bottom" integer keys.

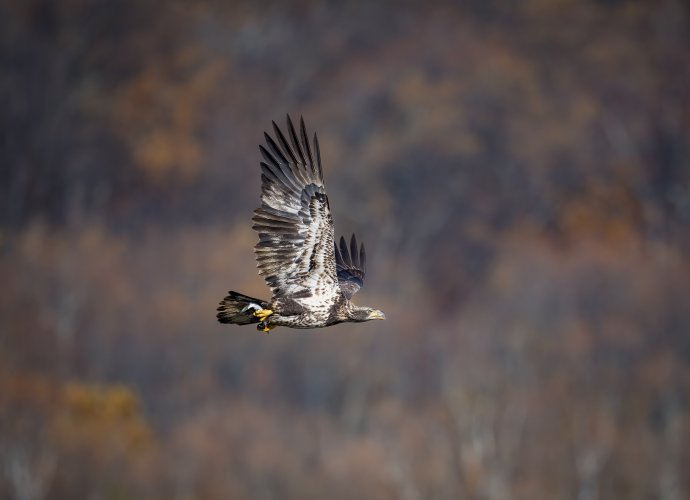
[{"left": 2, "top": 0, "right": 690, "bottom": 499}]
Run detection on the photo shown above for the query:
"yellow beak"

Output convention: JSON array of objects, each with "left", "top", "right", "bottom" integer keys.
[{"left": 369, "top": 310, "right": 386, "bottom": 320}]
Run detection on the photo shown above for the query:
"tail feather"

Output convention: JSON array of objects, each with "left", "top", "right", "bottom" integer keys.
[{"left": 216, "top": 291, "right": 269, "bottom": 325}]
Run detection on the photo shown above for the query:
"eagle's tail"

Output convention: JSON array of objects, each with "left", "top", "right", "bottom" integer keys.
[{"left": 216, "top": 291, "right": 270, "bottom": 325}]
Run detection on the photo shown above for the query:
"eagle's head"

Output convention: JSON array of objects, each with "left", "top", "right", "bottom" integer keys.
[{"left": 348, "top": 306, "right": 386, "bottom": 322}]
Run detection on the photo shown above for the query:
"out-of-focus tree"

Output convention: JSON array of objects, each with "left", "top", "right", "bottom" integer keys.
[
  {"left": 1, "top": 0, "right": 689, "bottom": 498},
  {"left": 0, "top": 375, "right": 158, "bottom": 500}
]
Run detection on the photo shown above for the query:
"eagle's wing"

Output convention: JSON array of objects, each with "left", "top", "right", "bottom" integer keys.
[
  {"left": 334, "top": 234, "right": 366, "bottom": 300},
  {"left": 251, "top": 115, "right": 339, "bottom": 303}
]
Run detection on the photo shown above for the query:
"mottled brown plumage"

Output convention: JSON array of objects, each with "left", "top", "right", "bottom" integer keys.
[{"left": 217, "top": 115, "right": 385, "bottom": 332}]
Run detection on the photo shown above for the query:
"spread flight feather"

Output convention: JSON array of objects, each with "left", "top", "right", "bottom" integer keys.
[
  {"left": 252, "top": 116, "right": 339, "bottom": 302},
  {"left": 217, "top": 115, "right": 385, "bottom": 332}
]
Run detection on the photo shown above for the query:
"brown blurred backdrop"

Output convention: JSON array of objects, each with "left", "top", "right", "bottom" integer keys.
[{"left": 1, "top": 0, "right": 690, "bottom": 499}]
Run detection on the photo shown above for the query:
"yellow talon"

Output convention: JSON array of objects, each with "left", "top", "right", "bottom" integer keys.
[
  {"left": 257, "top": 322, "right": 276, "bottom": 334},
  {"left": 252, "top": 308, "right": 274, "bottom": 321}
]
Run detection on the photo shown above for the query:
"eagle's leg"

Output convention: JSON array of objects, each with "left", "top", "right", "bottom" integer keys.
[
  {"left": 252, "top": 308, "right": 274, "bottom": 322},
  {"left": 256, "top": 321, "right": 276, "bottom": 334}
]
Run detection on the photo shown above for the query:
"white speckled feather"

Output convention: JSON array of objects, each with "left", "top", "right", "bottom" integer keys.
[{"left": 251, "top": 116, "right": 340, "bottom": 313}]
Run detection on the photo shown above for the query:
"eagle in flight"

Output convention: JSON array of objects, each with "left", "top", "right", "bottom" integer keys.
[{"left": 217, "top": 115, "right": 385, "bottom": 333}]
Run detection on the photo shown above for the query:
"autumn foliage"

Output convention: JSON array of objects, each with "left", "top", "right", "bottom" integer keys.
[{"left": 1, "top": 0, "right": 689, "bottom": 498}]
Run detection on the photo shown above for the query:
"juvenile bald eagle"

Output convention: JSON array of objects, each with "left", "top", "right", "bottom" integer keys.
[{"left": 217, "top": 115, "right": 385, "bottom": 333}]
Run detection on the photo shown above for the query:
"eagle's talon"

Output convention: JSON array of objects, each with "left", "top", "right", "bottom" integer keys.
[
  {"left": 256, "top": 321, "right": 274, "bottom": 334},
  {"left": 252, "top": 308, "right": 273, "bottom": 322}
]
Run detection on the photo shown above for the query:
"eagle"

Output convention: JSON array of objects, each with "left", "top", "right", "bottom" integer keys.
[{"left": 217, "top": 115, "right": 385, "bottom": 333}]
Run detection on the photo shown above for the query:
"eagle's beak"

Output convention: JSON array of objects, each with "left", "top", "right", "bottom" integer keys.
[{"left": 369, "top": 310, "right": 386, "bottom": 320}]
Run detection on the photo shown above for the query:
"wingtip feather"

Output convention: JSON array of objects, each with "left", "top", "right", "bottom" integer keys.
[
  {"left": 350, "top": 234, "right": 358, "bottom": 267},
  {"left": 360, "top": 243, "right": 366, "bottom": 274},
  {"left": 287, "top": 114, "right": 306, "bottom": 166},
  {"left": 314, "top": 132, "right": 324, "bottom": 180},
  {"left": 339, "top": 236, "right": 351, "bottom": 266},
  {"left": 299, "top": 116, "right": 315, "bottom": 172}
]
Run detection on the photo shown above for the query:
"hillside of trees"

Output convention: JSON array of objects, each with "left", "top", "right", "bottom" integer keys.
[{"left": 1, "top": 0, "right": 689, "bottom": 498}]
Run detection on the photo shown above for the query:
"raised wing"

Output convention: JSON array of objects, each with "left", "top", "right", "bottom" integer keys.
[
  {"left": 252, "top": 115, "right": 339, "bottom": 302},
  {"left": 334, "top": 234, "right": 366, "bottom": 300}
]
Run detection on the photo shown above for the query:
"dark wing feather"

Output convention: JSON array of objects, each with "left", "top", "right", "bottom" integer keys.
[
  {"left": 252, "top": 115, "right": 339, "bottom": 303},
  {"left": 335, "top": 234, "right": 366, "bottom": 299}
]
